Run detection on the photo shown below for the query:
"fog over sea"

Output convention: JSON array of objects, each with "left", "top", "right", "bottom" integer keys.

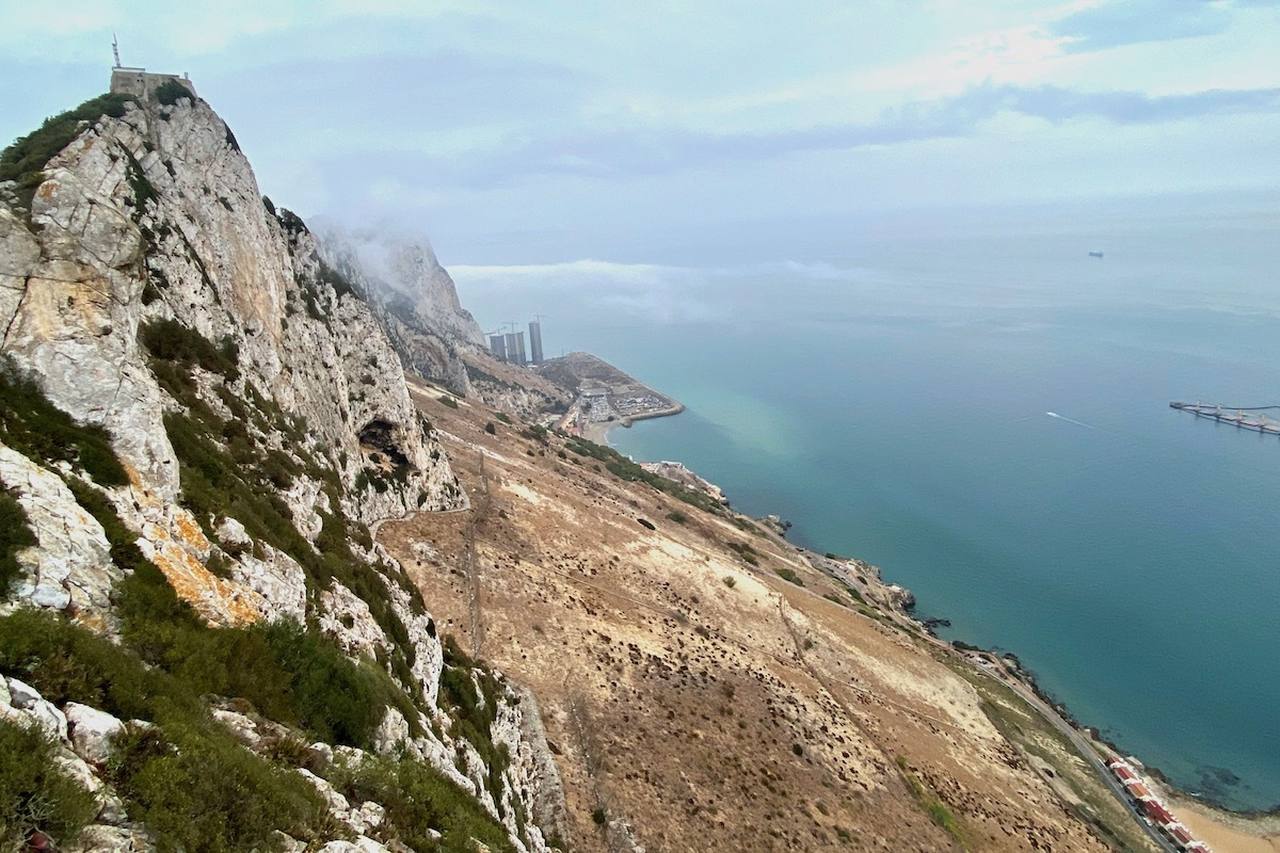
[{"left": 454, "top": 192, "right": 1280, "bottom": 811}]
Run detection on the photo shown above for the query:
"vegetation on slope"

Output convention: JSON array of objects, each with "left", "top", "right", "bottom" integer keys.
[
  {"left": 152, "top": 79, "right": 193, "bottom": 107},
  {"left": 332, "top": 755, "right": 516, "bottom": 853},
  {"left": 0, "top": 490, "right": 36, "bottom": 595},
  {"left": 0, "top": 719, "right": 99, "bottom": 849},
  {"left": 565, "top": 435, "right": 726, "bottom": 515},
  {"left": 0, "top": 358, "right": 129, "bottom": 487},
  {"left": 0, "top": 608, "right": 329, "bottom": 849},
  {"left": 0, "top": 93, "right": 135, "bottom": 220}
]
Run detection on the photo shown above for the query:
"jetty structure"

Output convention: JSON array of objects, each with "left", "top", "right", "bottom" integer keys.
[{"left": 1170, "top": 401, "right": 1280, "bottom": 436}]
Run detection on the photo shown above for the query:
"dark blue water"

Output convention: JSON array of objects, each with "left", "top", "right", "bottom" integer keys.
[{"left": 456, "top": 195, "right": 1280, "bottom": 810}]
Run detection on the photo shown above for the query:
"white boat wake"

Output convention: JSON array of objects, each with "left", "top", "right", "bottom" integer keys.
[{"left": 1046, "top": 411, "right": 1098, "bottom": 430}]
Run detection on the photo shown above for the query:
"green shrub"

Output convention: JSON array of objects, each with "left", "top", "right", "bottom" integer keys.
[
  {"left": 439, "top": 396, "right": 458, "bottom": 409},
  {"left": 0, "top": 93, "right": 134, "bottom": 218},
  {"left": 666, "top": 509, "right": 688, "bottom": 524},
  {"left": 0, "top": 637, "right": 329, "bottom": 853},
  {"left": 726, "top": 541, "right": 758, "bottom": 566},
  {"left": 0, "top": 358, "right": 128, "bottom": 486},
  {"left": 116, "top": 563, "right": 405, "bottom": 749},
  {"left": 62, "top": 477, "right": 149, "bottom": 574},
  {"left": 0, "top": 490, "right": 36, "bottom": 594},
  {"left": 138, "top": 319, "right": 239, "bottom": 380},
  {"left": 774, "top": 567, "right": 804, "bottom": 586},
  {"left": 438, "top": 638, "right": 510, "bottom": 811},
  {"left": 495, "top": 413, "right": 512, "bottom": 424},
  {"left": 0, "top": 719, "right": 99, "bottom": 849},
  {"left": 565, "top": 437, "right": 725, "bottom": 515},
  {"left": 330, "top": 754, "right": 513, "bottom": 852},
  {"left": 152, "top": 79, "right": 194, "bottom": 107},
  {"left": 108, "top": 716, "right": 327, "bottom": 851}
]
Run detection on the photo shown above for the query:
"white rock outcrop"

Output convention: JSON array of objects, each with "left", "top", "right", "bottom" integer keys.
[
  {"left": 65, "top": 702, "right": 125, "bottom": 766},
  {"left": 0, "top": 446, "right": 119, "bottom": 615}
]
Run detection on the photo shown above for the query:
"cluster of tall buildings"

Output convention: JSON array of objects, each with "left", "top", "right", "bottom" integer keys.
[{"left": 488, "top": 320, "right": 544, "bottom": 366}]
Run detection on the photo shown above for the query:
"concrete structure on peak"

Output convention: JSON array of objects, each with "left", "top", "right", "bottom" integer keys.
[{"left": 109, "top": 67, "right": 195, "bottom": 99}]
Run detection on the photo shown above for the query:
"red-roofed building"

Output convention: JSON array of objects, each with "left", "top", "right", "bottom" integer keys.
[
  {"left": 1142, "top": 799, "right": 1174, "bottom": 824},
  {"left": 1126, "top": 782, "right": 1152, "bottom": 799},
  {"left": 1113, "top": 765, "right": 1136, "bottom": 781},
  {"left": 1170, "top": 824, "right": 1194, "bottom": 845}
]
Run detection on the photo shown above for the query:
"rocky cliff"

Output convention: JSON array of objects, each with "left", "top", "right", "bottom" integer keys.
[
  {"left": 0, "top": 84, "right": 557, "bottom": 851},
  {"left": 316, "top": 226, "right": 485, "bottom": 397}
]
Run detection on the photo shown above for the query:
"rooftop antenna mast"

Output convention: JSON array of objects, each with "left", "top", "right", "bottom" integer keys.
[{"left": 112, "top": 33, "right": 121, "bottom": 68}]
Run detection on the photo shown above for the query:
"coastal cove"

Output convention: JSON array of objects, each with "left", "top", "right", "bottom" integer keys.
[{"left": 458, "top": 194, "right": 1280, "bottom": 815}]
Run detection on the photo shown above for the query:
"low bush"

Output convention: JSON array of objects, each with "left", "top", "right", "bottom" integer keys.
[
  {"left": 666, "top": 509, "right": 688, "bottom": 524},
  {"left": 438, "top": 638, "right": 510, "bottom": 811},
  {"left": 152, "top": 79, "right": 194, "bottom": 107},
  {"left": 0, "top": 490, "right": 36, "bottom": 594},
  {"left": 330, "top": 754, "right": 513, "bottom": 852},
  {"left": 63, "top": 477, "right": 148, "bottom": 574},
  {"left": 138, "top": 319, "right": 239, "bottom": 380},
  {"left": 116, "top": 563, "right": 405, "bottom": 749},
  {"left": 726, "top": 541, "right": 758, "bottom": 566},
  {"left": 565, "top": 437, "right": 725, "bottom": 515},
  {"left": 0, "top": 93, "right": 134, "bottom": 218},
  {"left": 774, "top": 567, "right": 804, "bottom": 587},
  {"left": 0, "top": 719, "right": 99, "bottom": 849},
  {"left": 0, "top": 359, "right": 129, "bottom": 486},
  {"left": 108, "top": 716, "right": 326, "bottom": 851},
  {"left": 438, "top": 395, "right": 458, "bottom": 409}
]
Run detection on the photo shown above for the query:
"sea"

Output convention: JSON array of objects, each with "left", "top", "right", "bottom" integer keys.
[{"left": 454, "top": 191, "right": 1280, "bottom": 811}]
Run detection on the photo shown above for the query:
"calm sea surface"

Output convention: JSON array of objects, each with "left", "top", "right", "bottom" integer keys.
[{"left": 457, "top": 195, "right": 1280, "bottom": 809}]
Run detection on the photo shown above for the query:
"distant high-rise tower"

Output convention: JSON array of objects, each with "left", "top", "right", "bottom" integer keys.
[
  {"left": 489, "top": 334, "right": 508, "bottom": 362},
  {"left": 504, "top": 331, "right": 527, "bottom": 366},
  {"left": 528, "top": 320, "right": 544, "bottom": 365}
]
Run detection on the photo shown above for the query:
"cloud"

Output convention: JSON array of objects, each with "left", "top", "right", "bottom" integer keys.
[
  {"left": 323, "top": 83, "right": 1280, "bottom": 190},
  {"left": 1047, "top": 0, "right": 1234, "bottom": 52}
]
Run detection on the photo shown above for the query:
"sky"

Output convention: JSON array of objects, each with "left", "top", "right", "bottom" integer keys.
[{"left": 1, "top": 0, "right": 1278, "bottom": 266}]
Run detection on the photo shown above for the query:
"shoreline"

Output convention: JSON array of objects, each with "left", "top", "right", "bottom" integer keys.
[
  {"left": 584, "top": 402, "right": 685, "bottom": 445},
  {"left": 597, "top": 401, "right": 1280, "bottom": 846}
]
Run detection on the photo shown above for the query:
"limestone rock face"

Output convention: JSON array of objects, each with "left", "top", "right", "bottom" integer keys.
[
  {"left": 317, "top": 226, "right": 485, "bottom": 395},
  {"left": 0, "top": 89, "right": 551, "bottom": 853},
  {"left": 0, "top": 445, "right": 119, "bottom": 616},
  {"left": 0, "top": 93, "right": 465, "bottom": 630}
]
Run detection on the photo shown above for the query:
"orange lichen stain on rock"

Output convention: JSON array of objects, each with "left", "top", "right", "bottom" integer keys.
[
  {"left": 174, "top": 511, "right": 212, "bottom": 553},
  {"left": 145, "top": 518, "right": 263, "bottom": 628}
]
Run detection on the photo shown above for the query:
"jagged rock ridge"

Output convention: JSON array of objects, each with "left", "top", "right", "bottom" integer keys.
[
  {"left": 317, "top": 225, "right": 485, "bottom": 396},
  {"left": 0, "top": 82, "right": 558, "bottom": 851}
]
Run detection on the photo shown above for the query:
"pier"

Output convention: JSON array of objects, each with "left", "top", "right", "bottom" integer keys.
[{"left": 1170, "top": 401, "right": 1280, "bottom": 436}]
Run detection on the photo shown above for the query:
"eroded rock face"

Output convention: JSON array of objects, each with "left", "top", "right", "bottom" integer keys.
[
  {"left": 317, "top": 226, "right": 485, "bottom": 396},
  {"left": 0, "top": 89, "right": 551, "bottom": 853},
  {"left": 1, "top": 94, "right": 464, "bottom": 628},
  {"left": 0, "top": 447, "right": 118, "bottom": 618}
]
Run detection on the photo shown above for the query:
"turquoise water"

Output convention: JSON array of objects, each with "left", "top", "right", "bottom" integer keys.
[{"left": 457, "top": 194, "right": 1280, "bottom": 810}]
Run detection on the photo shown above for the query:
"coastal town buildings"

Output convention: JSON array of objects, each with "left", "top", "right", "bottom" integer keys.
[{"left": 1106, "top": 757, "right": 1215, "bottom": 852}]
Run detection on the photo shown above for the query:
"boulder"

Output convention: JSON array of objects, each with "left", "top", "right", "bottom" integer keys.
[
  {"left": 65, "top": 702, "right": 125, "bottom": 766},
  {"left": 6, "top": 677, "right": 68, "bottom": 740},
  {"left": 212, "top": 708, "right": 260, "bottom": 747}
]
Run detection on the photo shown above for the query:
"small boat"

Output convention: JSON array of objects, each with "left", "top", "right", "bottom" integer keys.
[{"left": 1088, "top": 250, "right": 1104, "bottom": 258}]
